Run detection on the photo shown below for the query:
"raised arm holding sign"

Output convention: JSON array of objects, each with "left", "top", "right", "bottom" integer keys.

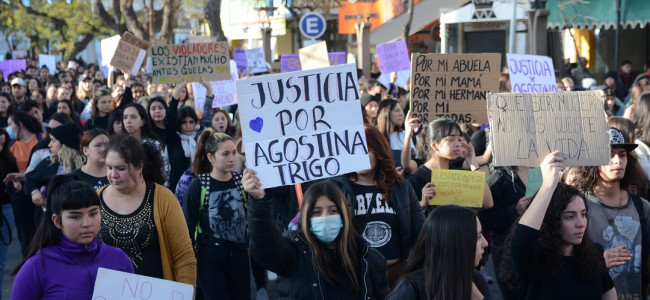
[
  {"left": 487, "top": 91, "right": 610, "bottom": 167},
  {"left": 236, "top": 63, "right": 370, "bottom": 188},
  {"left": 409, "top": 53, "right": 501, "bottom": 124}
]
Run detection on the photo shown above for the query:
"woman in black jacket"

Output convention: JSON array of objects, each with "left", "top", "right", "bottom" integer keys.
[
  {"left": 243, "top": 171, "right": 389, "bottom": 300},
  {"left": 388, "top": 205, "right": 490, "bottom": 300}
]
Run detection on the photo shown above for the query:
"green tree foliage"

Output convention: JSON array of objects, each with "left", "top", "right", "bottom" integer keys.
[{"left": 0, "top": 0, "right": 112, "bottom": 60}]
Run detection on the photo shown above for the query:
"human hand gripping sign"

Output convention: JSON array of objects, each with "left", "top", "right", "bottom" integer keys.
[{"left": 242, "top": 169, "right": 265, "bottom": 199}]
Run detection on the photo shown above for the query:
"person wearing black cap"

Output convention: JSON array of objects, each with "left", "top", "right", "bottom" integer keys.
[
  {"left": 360, "top": 93, "right": 380, "bottom": 125},
  {"left": 570, "top": 127, "right": 650, "bottom": 299},
  {"left": 25, "top": 122, "right": 84, "bottom": 207}
]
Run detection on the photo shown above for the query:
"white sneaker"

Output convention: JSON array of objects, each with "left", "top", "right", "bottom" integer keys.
[
  {"left": 256, "top": 287, "right": 269, "bottom": 300},
  {"left": 267, "top": 270, "right": 277, "bottom": 281}
]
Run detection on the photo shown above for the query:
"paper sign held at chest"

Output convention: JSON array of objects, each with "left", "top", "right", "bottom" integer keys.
[
  {"left": 429, "top": 169, "right": 485, "bottom": 208},
  {"left": 92, "top": 268, "right": 193, "bottom": 300},
  {"left": 487, "top": 91, "right": 610, "bottom": 167}
]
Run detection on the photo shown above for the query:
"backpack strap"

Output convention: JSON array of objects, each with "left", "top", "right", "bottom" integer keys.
[
  {"left": 231, "top": 171, "right": 247, "bottom": 212},
  {"left": 632, "top": 194, "right": 647, "bottom": 225},
  {"left": 194, "top": 173, "right": 211, "bottom": 240}
]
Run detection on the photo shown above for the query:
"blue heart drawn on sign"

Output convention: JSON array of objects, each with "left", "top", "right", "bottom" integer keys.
[{"left": 249, "top": 117, "right": 263, "bottom": 133}]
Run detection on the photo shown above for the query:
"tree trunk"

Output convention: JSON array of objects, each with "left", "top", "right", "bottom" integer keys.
[
  {"left": 64, "top": 33, "right": 96, "bottom": 61},
  {"left": 158, "top": 0, "right": 179, "bottom": 44},
  {"left": 402, "top": 0, "right": 414, "bottom": 42},
  {"left": 205, "top": 0, "right": 227, "bottom": 41},
  {"left": 122, "top": 0, "right": 149, "bottom": 40}
]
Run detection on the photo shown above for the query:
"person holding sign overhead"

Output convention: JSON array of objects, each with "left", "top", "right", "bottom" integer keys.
[
  {"left": 11, "top": 175, "right": 134, "bottom": 300},
  {"left": 501, "top": 151, "right": 616, "bottom": 299},
  {"left": 331, "top": 124, "right": 424, "bottom": 289},
  {"left": 243, "top": 173, "right": 389, "bottom": 300}
]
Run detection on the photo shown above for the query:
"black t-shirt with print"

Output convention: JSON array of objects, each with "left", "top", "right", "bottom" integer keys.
[
  {"left": 72, "top": 168, "right": 109, "bottom": 190},
  {"left": 350, "top": 183, "right": 402, "bottom": 260}
]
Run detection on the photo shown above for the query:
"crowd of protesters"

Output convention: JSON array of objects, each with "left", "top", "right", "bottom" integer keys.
[{"left": 0, "top": 55, "right": 648, "bottom": 300}]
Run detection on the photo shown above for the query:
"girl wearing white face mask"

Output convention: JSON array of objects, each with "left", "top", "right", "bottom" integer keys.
[{"left": 243, "top": 173, "right": 389, "bottom": 300}]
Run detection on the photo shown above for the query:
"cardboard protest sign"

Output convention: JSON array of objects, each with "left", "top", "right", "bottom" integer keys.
[
  {"left": 487, "top": 91, "right": 610, "bottom": 167},
  {"left": 328, "top": 52, "right": 346, "bottom": 66},
  {"left": 525, "top": 168, "right": 543, "bottom": 196},
  {"left": 100, "top": 35, "right": 121, "bottom": 67},
  {"left": 92, "top": 268, "right": 193, "bottom": 300},
  {"left": 299, "top": 41, "right": 329, "bottom": 70},
  {"left": 376, "top": 40, "right": 410, "bottom": 73},
  {"left": 409, "top": 53, "right": 501, "bottom": 124},
  {"left": 110, "top": 32, "right": 149, "bottom": 75},
  {"left": 192, "top": 60, "right": 239, "bottom": 110},
  {"left": 236, "top": 63, "right": 370, "bottom": 188},
  {"left": 38, "top": 54, "right": 56, "bottom": 75},
  {"left": 150, "top": 42, "right": 231, "bottom": 84},
  {"left": 0, "top": 59, "right": 26, "bottom": 81},
  {"left": 233, "top": 48, "right": 248, "bottom": 73},
  {"left": 281, "top": 54, "right": 302, "bottom": 73},
  {"left": 245, "top": 48, "right": 266, "bottom": 74},
  {"left": 429, "top": 169, "right": 485, "bottom": 207},
  {"left": 507, "top": 54, "right": 558, "bottom": 93}
]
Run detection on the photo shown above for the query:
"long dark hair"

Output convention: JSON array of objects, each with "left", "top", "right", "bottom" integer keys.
[
  {"left": 300, "top": 181, "right": 360, "bottom": 291},
  {"left": 571, "top": 151, "right": 647, "bottom": 196},
  {"left": 122, "top": 103, "right": 158, "bottom": 141},
  {"left": 417, "top": 118, "right": 461, "bottom": 161},
  {"left": 10, "top": 111, "right": 41, "bottom": 134},
  {"left": 0, "top": 92, "right": 13, "bottom": 117},
  {"left": 348, "top": 124, "right": 403, "bottom": 202},
  {"left": 193, "top": 128, "right": 234, "bottom": 175},
  {"left": 635, "top": 93, "right": 650, "bottom": 146},
  {"left": 404, "top": 205, "right": 477, "bottom": 300},
  {"left": 104, "top": 133, "right": 164, "bottom": 184},
  {"left": 500, "top": 183, "right": 607, "bottom": 286},
  {"left": 0, "top": 129, "right": 17, "bottom": 177},
  {"left": 176, "top": 106, "right": 198, "bottom": 132},
  {"left": 147, "top": 97, "right": 168, "bottom": 127},
  {"left": 13, "top": 174, "right": 99, "bottom": 274},
  {"left": 376, "top": 99, "right": 404, "bottom": 143},
  {"left": 58, "top": 99, "right": 81, "bottom": 125},
  {"left": 107, "top": 109, "right": 123, "bottom": 136}
]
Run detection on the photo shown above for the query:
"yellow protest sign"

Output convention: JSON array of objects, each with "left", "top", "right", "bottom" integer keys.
[{"left": 430, "top": 169, "right": 485, "bottom": 207}]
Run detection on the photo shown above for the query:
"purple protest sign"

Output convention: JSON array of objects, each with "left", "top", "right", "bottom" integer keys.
[
  {"left": 375, "top": 40, "right": 410, "bottom": 73},
  {"left": 280, "top": 54, "right": 302, "bottom": 73},
  {"left": 328, "top": 52, "right": 346, "bottom": 66},
  {"left": 233, "top": 48, "right": 248, "bottom": 74},
  {"left": 0, "top": 59, "right": 27, "bottom": 81}
]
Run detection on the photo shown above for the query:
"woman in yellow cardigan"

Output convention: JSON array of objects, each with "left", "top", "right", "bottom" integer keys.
[{"left": 97, "top": 133, "right": 196, "bottom": 285}]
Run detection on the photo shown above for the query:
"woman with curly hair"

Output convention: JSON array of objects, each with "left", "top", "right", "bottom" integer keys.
[
  {"left": 501, "top": 151, "right": 616, "bottom": 299},
  {"left": 331, "top": 123, "right": 424, "bottom": 289}
]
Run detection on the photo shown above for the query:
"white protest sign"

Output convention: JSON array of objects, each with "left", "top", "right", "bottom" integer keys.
[
  {"left": 38, "top": 54, "right": 56, "bottom": 75},
  {"left": 91, "top": 268, "right": 193, "bottom": 300},
  {"left": 236, "top": 63, "right": 370, "bottom": 188},
  {"left": 487, "top": 91, "right": 610, "bottom": 167},
  {"left": 299, "top": 41, "right": 329, "bottom": 70},
  {"left": 507, "top": 53, "right": 558, "bottom": 93},
  {"left": 100, "top": 35, "right": 121, "bottom": 67},
  {"left": 246, "top": 48, "right": 267, "bottom": 74},
  {"left": 192, "top": 60, "right": 239, "bottom": 110}
]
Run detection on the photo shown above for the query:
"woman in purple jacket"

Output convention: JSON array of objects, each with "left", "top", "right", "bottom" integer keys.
[{"left": 11, "top": 174, "right": 134, "bottom": 300}]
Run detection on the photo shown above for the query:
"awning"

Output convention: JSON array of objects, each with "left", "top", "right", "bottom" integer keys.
[
  {"left": 547, "top": 0, "right": 650, "bottom": 29},
  {"left": 369, "top": 0, "right": 466, "bottom": 45}
]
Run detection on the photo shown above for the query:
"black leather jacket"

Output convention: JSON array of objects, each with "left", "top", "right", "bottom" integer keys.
[{"left": 248, "top": 195, "right": 389, "bottom": 300}]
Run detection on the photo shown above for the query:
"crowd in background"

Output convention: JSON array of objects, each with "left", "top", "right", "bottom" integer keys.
[{"left": 0, "top": 55, "right": 648, "bottom": 300}]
